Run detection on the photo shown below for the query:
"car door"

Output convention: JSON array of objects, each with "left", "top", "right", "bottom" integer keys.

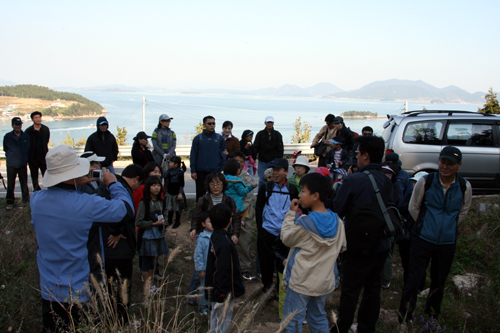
[{"left": 443, "top": 120, "right": 500, "bottom": 189}]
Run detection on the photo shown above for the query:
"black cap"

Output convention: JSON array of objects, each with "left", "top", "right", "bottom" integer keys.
[
  {"left": 272, "top": 158, "right": 289, "bottom": 170},
  {"left": 333, "top": 116, "right": 343, "bottom": 124},
  {"left": 12, "top": 117, "right": 23, "bottom": 125},
  {"left": 439, "top": 146, "right": 462, "bottom": 164},
  {"left": 135, "top": 131, "right": 152, "bottom": 140},
  {"left": 385, "top": 152, "right": 402, "bottom": 168}
]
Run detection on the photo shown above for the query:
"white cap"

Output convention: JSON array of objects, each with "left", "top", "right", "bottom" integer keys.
[
  {"left": 410, "top": 171, "right": 428, "bottom": 182},
  {"left": 265, "top": 116, "right": 275, "bottom": 123}
]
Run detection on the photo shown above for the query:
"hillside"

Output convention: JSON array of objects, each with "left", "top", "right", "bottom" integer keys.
[
  {"left": 0, "top": 84, "right": 105, "bottom": 117},
  {"left": 329, "top": 79, "right": 485, "bottom": 104}
]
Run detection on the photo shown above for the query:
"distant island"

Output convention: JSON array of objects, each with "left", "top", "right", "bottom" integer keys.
[
  {"left": 341, "top": 110, "right": 384, "bottom": 118},
  {"left": 0, "top": 84, "right": 106, "bottom": 120}
]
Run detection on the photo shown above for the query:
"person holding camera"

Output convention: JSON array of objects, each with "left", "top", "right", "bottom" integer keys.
[{"left": 30, "top": 145, "right": 133, "bottom": 332}]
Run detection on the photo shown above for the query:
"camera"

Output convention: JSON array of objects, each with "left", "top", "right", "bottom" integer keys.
[{"left": 91, "top": 170, "right": 102, "bottom": 179}]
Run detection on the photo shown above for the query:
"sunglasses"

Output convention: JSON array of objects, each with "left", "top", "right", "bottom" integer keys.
[{"left": 206, "top": 122, "right": 216, "bottom": 126}]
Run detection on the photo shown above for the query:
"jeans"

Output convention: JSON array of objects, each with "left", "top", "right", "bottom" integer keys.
[
  {"left": 257, "top": 160, "right": 275, "bottom": 191},
  {"left": 282, "top": 288, "right": 329, "bottom": 333},
  {"left": 209, "top": 299, "right": 234, "bottom": 333},
  {"left": 199, "top": 277, "right": 208, "bottom": 309},
  {"left": 6, "top": 165, "right": 29, "bottom": 204}
]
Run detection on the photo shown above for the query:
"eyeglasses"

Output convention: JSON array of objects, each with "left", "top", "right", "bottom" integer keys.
[
  {"left": 209, "top": 182, "right": 222, "bottom": 188},
  {"left": 161, "top": 119, "right": 171, "bottom": 122},
  {"left": 355, "top": 151, "right": 361, "bottom": 154},
  {"left": 206, "top": 122, "right": 216, "bottom": 126}
]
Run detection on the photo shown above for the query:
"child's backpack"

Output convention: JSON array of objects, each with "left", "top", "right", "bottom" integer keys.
[{"left": 264, "top": 181, "right": 299, "bottom": 205}]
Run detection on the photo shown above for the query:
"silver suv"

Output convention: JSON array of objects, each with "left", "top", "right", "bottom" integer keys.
[{"left": 382, "top": 110, "right": 500, "bottom": 192}]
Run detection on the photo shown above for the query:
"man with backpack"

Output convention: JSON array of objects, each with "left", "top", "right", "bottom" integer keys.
[
  {"left": 331, "top": 136, "right": 393, "bottom": 333},
  {"left": 253, "top": 116, "right": 284, "bottom": 189},
  {"left": 255, "top": 158, "right": 299, "bottom": 294},
  {"left": 398, "top": 146, "right": 472, "bottom": 324}
]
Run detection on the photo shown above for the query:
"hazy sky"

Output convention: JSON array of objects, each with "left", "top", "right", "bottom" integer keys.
[{"left": 2, "top": 0, "right": 498, "bottom": 93}]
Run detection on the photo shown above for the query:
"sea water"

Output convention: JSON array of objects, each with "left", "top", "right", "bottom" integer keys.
[{"left": 0, "top": 91, "right": 481, "bottom": 146}]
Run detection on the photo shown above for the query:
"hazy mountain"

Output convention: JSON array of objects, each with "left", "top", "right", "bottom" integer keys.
[
  {"left": 330, "top": 79, "right": 485, "bottom": 104},
  {"left": 0, "top": 79, "right": 17, "bottom": 86},
  {"left": 305, "top": 82, "right": 343, "bottom": 96}
]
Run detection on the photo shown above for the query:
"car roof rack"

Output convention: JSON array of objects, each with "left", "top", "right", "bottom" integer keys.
[{"left": 403, "top": 110, "right": 495, "bottom": 117}]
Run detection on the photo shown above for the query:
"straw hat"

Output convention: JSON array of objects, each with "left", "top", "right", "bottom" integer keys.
[{"left": 42, "top": 145, "right": 90, "bottom": 187}]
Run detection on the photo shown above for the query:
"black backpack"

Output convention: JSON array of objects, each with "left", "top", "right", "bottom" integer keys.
[{"left": 264, "top": 181, "right": 299, "bottom": 206}]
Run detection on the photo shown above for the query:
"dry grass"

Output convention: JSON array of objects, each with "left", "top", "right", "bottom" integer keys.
[{"left": 1, "top": 196, "right": 499, "bottom": 332}]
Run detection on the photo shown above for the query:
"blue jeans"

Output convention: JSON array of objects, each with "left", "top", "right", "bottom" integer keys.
[
  {"left": 282, "top": 288, "right": 329, "bottom": 333},
  {"left": 199, "top": 277, "right": 208, "bottom": 309},
  {"left": 210, "top": 299, "right": 234, "bottom": 333},
  {"left": 257, "top": 160, "right": 275, "bottom": 191}
]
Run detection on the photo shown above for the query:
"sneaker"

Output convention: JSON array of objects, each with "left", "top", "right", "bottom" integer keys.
[
  {"left": 199, "top": 308, "right": 208, "bottom": 316},
  {"left": 149, "top": 285, "right": 159, "bottom": 295},
  {"left": 242, "top": 271, "right": 259, "bottom": 281},
  {"left": 172, "top": 221, "right": 181, "bottom": 229},
  {"left": 6, "top": 204, "right": 13, "bottom": 211},
  {"left": 381, "top": 281, "right": 391, "bottom": 289}
]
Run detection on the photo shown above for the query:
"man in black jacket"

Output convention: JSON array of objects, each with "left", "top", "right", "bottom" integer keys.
[
  {"left": 93, "top": 164, "right": 143, "bottom": 325},
  {"left": 333, "top": 116, "right": 355, "bottom": 156},
  {"left": 85, "top": 117, "right": 119, "bottom": 173},
  {"left": 25, "top": 111, "right": 50, "bottom": 191},
  {"left": 331, "top": 136, "right": 392, "bottom": 333},
  {"left": 253, "top": 116, "right": 284, "bottom": 189}
]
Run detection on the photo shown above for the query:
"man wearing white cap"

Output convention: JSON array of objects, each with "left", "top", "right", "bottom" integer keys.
[
  {"left": 30, "top": 145, "right": 134, "bottom": 332},
  {"left": 253, "top": 116, "right": 284, "bottom": 189},
  {"left": 152, "top": 114, "right": 177, "bottom": 168}
]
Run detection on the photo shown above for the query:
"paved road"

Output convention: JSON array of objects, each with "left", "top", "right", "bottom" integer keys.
[{"left": 0, "top": 162, "right": 318, "bottom": 199}]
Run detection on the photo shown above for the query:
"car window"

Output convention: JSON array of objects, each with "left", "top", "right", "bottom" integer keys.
[
  {"left": 446, "top": 122, "right": 493, "bottom": 147},
  {"left": 403, "top": 120, "right": 445, "bottom": 145}
]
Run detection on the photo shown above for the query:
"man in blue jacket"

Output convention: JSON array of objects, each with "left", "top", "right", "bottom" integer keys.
[
  {"left": 331, "top": 135, "right": 393, "bottom": 333},
  {"left": 398, "top": 146, "right": 472, "bottom": 323},
  {"left": 3, "top": 117, "right": 30, "bottom": 210},
  {"left": 190, "top": 115, "right": 226, "bottom": 200},
  {"left": 31, "top": 145, "right": 133, "bottom": 332}
]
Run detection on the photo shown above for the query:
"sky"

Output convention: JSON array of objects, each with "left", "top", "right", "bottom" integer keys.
[{"left": 1, "top": 0, "right": 499, "bottom": 93}]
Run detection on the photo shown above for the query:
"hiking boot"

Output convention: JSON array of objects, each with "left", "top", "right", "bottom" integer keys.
[
  {"left": 172, "top": 221, "right": 181, "bottom": 229},
  {"left": 154, "top": 274, "right": 164, "bottom": 281},
  {"left": 242, "top": 271, "right": 259, "bottom": 281},
  {"left": 381, "top": 281, "right": 391, "bottom": 289},
  {"left": 6, "top": 204, "right": 13, "bottom": 211},
  {"left": 199, "top": 308, "right": 208, "bottom": 316}
]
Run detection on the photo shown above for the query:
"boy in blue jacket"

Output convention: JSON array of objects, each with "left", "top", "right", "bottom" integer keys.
[
  {"left": 281, "top": 173, "right": 346, "bottom": 333},
  {"left": 193, "top": 211, "right": 213, "bottom": 316}
]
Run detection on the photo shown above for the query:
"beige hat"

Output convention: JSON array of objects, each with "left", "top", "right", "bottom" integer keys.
[
  {"left": 42, "top": 145, "right": 90, "bottom": 187},
  {"left": 293, "top": 156, "right": 310, "bottom": 169}
]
